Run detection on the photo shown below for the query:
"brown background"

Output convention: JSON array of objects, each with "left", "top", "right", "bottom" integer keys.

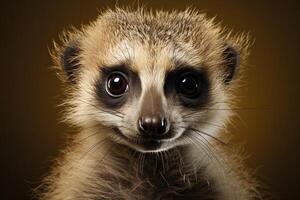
[{"left": 1, "top": 0, "right": 300, "bottom": 199}]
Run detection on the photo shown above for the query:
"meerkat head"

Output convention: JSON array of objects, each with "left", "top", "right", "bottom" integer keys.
[{"left": 52, "top": 8, "right": 250, "bottom": 153}]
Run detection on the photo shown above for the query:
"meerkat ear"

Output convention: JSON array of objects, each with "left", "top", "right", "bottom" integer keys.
[
  {"left": 59, "top": 40, "right": 81, "bottom": 83},
  {"left": 222, "top": 45, "right": 240, "bottom": 84},
  {"left": 51, "top": 38, "right": 81, "bottom": 83}
]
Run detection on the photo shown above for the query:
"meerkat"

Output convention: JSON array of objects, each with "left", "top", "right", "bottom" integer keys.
[{"left": 39, "top": 8, "right": 260, "bottom": 200}]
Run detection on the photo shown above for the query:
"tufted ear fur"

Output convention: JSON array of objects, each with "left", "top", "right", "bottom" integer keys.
[
  {"left": 222, "top": 45, "right": 240, "bottom": 84},
  {"left": 60, "top": 40, "right": 81, "bottom": 83},
  {"left": 51, "top": 31, "right": 82, "bottom": 84},
  {"left": 221, "top": 32, "right": 252, "bottom": 84}
]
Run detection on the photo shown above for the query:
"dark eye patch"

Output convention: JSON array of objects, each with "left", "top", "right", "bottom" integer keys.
[
  {"left": 95, "top": 64, "right": 141, "bottom": 109},
  {"left": 164, "top": 66, "right": 210, "bottom": 108}
]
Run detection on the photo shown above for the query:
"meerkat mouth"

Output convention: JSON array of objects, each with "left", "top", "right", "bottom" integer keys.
[{"left": 112, "top": 127, "right": 178, "bottom": 152}]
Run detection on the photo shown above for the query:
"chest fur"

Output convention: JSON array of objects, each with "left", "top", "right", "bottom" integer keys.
[{"left": 75, "top": 151, "right": 218, "bottom": 200}]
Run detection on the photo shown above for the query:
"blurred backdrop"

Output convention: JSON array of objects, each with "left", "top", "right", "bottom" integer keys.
[{"left": 1, "top": 0, "right": 300, "bottom": 199}]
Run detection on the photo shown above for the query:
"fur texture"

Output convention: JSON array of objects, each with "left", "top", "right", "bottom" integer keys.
[{"left": 39, "top": 8, "right": 260, "bottom": 200}]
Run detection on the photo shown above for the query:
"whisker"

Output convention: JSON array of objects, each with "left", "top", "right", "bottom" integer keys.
[
  {"left": 180, "top": 126, "right": 228, "bottom": 146},
  {"left": 159, "top": 171, "right": 170, "bottom": 187},
  {"left": 95, "top": 141, "right": 115, "bottom": 168},
  {"left": 181, "top": 110, "right": 201, "bottom": 117},
  {"left": 164, "top": 150, "right": 170, "bottom": 171},
  {"left": 78, "top": 137, "right": 110, "bottom": 163},
  {"left": 140, "top": 153, "right": 145, "bottom": 174},
  {"left": 72, "top": 98, "right": 125, "bottom": 118},
  {"left": 184, "top": 135, "right": 216, "bottom": 167},
  {"left": 204, "top": 107, "right": 270, "bottom": 111},
  {"left": 76, "top": 132, "right": 100, "bottom": 144},
  {"left": 189, "top": 131, "right": 232, "bottom": 180},
  {"left": 181, "top": 137, "right": 200, "bottom": 182},
  {"left": 160, "top": 152, "right": 166, "bottom": 173},
  {"left": 189, "top": 133, "right": 224, "bottom": 171},
  {"left": 182, "top": 120, "right": 225, "bottom": 129},
  {"left": 190, "top": 127, "right": 228, "bottom": 146},
  {"left": 187, "top": 135, "right": 224, "bottom": 178}
]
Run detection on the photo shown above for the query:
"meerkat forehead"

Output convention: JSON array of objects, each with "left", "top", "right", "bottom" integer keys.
[
  {"left": 81, "top": 9, "right": 226, "bottom": 76},
  {"left": 56, "top": 8, "right": 250, "bottom": 106}
]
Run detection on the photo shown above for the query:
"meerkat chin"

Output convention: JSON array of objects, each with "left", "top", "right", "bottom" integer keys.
[{"left": 39, "top": 7, "right": 259, "bottom": 200}]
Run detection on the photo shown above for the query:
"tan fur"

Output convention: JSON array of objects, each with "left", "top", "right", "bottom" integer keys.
[{"left": 39, "top": 7, "right": 259, "bottom": 200}]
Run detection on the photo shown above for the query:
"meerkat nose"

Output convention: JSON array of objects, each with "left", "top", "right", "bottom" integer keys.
[{"left": 138, "top": 116, "right": 168, "bottom": 137}]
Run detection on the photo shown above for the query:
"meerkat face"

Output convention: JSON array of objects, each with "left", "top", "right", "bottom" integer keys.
[{"left": 54, "top": 9, "right": 249, "bottom": 153}]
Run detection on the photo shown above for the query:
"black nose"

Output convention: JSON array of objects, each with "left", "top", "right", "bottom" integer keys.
[{"left": 138, "top": 116, "right": 168, "bottom": 137}]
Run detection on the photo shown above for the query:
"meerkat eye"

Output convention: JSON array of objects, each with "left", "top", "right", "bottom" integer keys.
[
  {"left": 106, "top": 72, "right": 129, "bottom": 98},
  {"left": 176, "top": 72, "right": 202, "bottom": 98}
]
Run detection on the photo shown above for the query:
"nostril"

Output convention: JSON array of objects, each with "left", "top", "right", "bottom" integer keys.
[
  {"left": 158, "top": 118, "right": 167, "bottom": 134},
  {"left": 138, "top": 116, "right": 168, "bottom": 136},
  {"left": 138, "top": 119, "right": 145, "bottom": 132},
  {"left": 138, "top": 117, "right": 153, "bottom": 133}
]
